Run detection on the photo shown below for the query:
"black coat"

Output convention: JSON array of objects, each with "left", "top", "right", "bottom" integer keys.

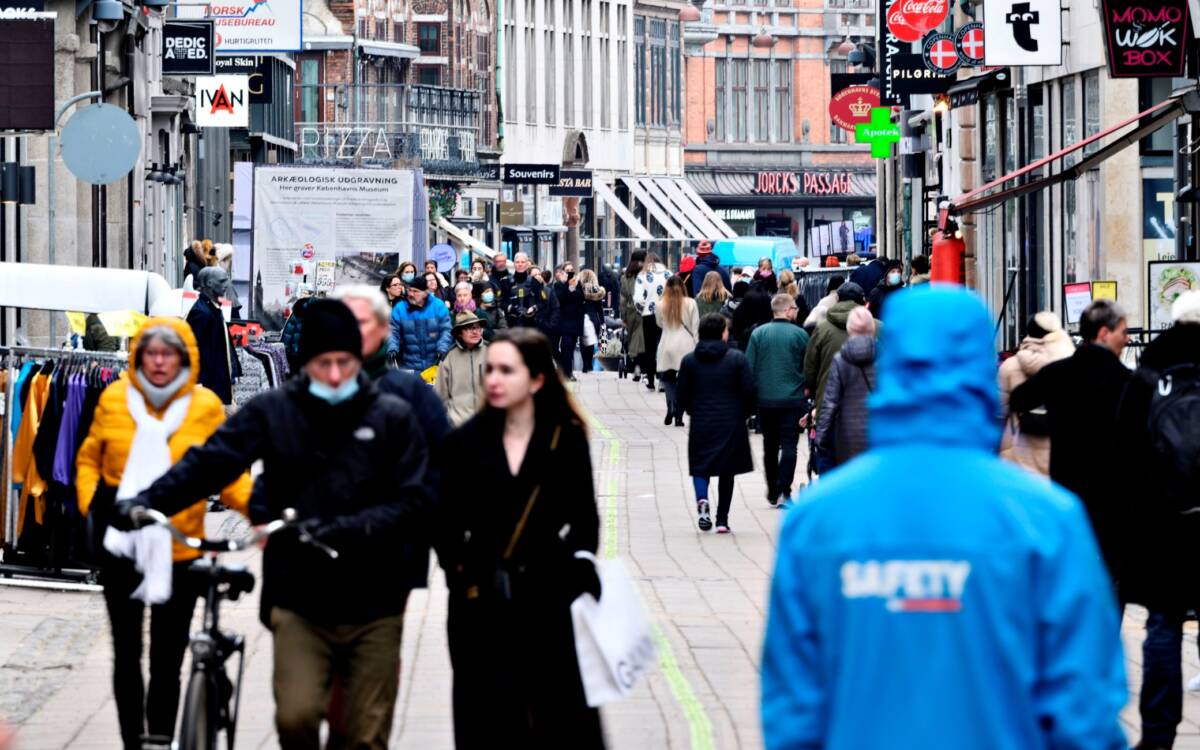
[
  {"left": 598, "top": 268, "right": 622, "bottom": 310},
  {"left": 139, "top": 374, "right": 432, "bottom": 626},
  {"left": 1116, "top": 324, "right": 1200, "bottom": 610},
  {"left": 677, "top": 339, "right": 756, "bottom": 477},
  {"left": 186, "top": 296, "right": 237, "bottom": 404},
  {"left": 1010, "top": 344, "right": 1131, "bottom": 573},
  {"left": 849, "top": 258, "right": 887, "bottom": 293},
  {"left": 731, "top": 284, "right": 773, "bottom": 351},
  {"left": 554, "top": 280, "right": 586, "bottom": 336},
  {"left": 436, "top": 410, "right": 603, "bottom": 748}
]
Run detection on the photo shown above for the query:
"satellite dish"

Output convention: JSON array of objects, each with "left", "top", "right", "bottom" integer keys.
[{"left": 60, "top": 103, "right": 141, "bottom": 185}]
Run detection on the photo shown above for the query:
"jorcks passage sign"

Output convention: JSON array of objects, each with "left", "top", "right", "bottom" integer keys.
[{"left": 1101, "top": 0, "right": 1190, "bottom": 78}]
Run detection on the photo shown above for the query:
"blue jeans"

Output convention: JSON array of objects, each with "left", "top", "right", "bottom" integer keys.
[
  {"left": 1141, "top": 610, "right": 1198, "bottom": 747},
  {"left": 692, "top": 475, "right": 734, "bottom": 525}
]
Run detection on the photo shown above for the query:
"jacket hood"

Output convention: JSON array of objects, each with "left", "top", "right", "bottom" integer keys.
[
  {"left": 126, "top": 316, "right": 202, "bottom": 406},
  {"left": 840, "top": 335, "right": 876, "bottom": 366},
  {"left": 1015, "top": 328, "right": 1074, "bottom": 376},
  {"left": 694, "top": 339, "right": 728, "bottom": 362},
  {"left": 825, "top": 300, "right": 859, "bottom": 331},
  {"left": 696, "top": 253, "right": 720, "bottom": 267},
  {"left": 869, "top": 287, "right": 1000, "bottom": 450}
]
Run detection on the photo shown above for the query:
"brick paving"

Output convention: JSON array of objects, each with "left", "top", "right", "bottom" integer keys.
[{"left": 0, "top": 371, "right": 1195, "bottom": 748}]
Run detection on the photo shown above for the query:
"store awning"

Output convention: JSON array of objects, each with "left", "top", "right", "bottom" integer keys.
[
  {"left": 592, "top": 181, "right": 655, "bottom": 240},
  {"left": 949, "top": 91, "right": 1198, "bottom": 218},
  {"left": 437, "top": 217, "right": 495, "bottom": 259},
  {"left": 946, "top": 68, "right": 1011, "bottom": 108},
  {"left": 619, "top": 176, "right": 736, "bottom": 240},
  {"left": 674, "top": 178, "right": 739, "bottom": 238}
]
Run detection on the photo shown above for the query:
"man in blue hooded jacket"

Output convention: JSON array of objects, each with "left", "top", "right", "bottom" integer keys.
[{"left": 761, "top": 286, "right": 1127, "bottom": 750}]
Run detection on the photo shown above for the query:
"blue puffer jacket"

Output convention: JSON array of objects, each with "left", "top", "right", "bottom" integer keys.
[
  {"left": 387, "top": 298, "right": 452, "bottom": 371},
  {"left": 690, "top": 253, "right": 730, "bottom": 296},
  {"left": 761, "top": 287, "right": 1127, "bottom": 750}
]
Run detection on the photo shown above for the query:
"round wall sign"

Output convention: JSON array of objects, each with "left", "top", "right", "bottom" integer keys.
[
  {"left": 955, "top": 22, "right": 985, "bottom": 67},
  {"left": 923, "top": 33, "right": 962, "bottom": 75},
  {"left": 829, "top": 85, "right": 881, "bottom": 132},
  {"left": 60, "top": 104, "right": 141, "bottom": 186},
  {"left": 890, "top": 0, "right": 950, "bottom": 41}
]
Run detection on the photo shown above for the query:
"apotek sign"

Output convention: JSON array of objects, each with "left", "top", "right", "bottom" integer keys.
[
  {"left": 162, "top": 21, "right": 214, "bottom": 76},
  {"left": 1101, "top": 0, "right": 1190, "bottom": 77},
  {"left": 752, "top": 171, "right": 857, "bottom": 196},
  {"left": 196, "top": 75, "right": 249, "bottom": 128}
]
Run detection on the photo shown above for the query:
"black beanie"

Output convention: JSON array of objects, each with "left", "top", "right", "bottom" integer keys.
[
  {"left": 298, "top": 299, "right": 363, "bottom": 365},
  {"left": 837, "top": 282, "right": 866, "bottom": 304}
]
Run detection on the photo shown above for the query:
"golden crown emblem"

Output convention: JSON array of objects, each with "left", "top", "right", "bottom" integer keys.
[{"left": 848, "top": 97, "right": 872, "bottom": 117}]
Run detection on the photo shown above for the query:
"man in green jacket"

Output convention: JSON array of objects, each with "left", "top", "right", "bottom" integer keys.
[
  {"left": 746, "top": 294, "right": 811, "bottom": 506},
  {"left": 805, "top": 282, "right": 867, "bottom": 418}
]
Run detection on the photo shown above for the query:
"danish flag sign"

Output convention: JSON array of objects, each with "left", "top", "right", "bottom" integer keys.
[
  {"left": 887, "top": 0, "right": 950, "bottom": 42},
  {"left": 923, "top": 33, "right": 962, "bottom": 74},
  {"left": 955, "top": 22, "right": 985, "bottom": 66}
]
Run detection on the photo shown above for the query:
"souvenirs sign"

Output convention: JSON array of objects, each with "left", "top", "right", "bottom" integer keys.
[
  {"left": 1101, "top": 0, "right": 1190, "bottom": 78},
  {"left": 829, "top": 85, "right": 881, "bottom": 132}
]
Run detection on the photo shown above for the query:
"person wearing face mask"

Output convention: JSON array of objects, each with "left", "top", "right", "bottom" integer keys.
[
  {"left": 186, "top": 267, "right": 240, "bottom": 405},
  {"left": 121, "top": 300, "right": 433, "bottom": 750},
  {"left": 77, "top": 319, "right": 252, "bottom": 750},
  {"left": 754, "top": 258, "right": 778, "bottom": 295},
  {"left": 867, "top": 260, "right": 905, "bottom": 319},
  {"left": 475, "top": 281, "right": 508, "bottom": 341},
  {"left": 398, "top": 261, "right": 419, "bottom": 287},
  {"left": 552, "top": 263, "right": 585, "bottom": 380}
]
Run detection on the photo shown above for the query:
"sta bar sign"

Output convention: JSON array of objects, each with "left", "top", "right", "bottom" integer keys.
[
  {"left": 548, "top": 169, "right": 593, "bottom": 196},
  {"left": 1101, "top": 0, "right": 1190, "bottom": 77},
  {"left": 163, "top": 21, "right": 215, "bottom": 76},
  {"left": 753, "top": 172, "right": 855, "bottom": 196}
]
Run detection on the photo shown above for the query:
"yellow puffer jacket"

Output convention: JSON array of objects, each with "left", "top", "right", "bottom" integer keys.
[{"left": 76, "top": 317, "right": 252, "bottom": 562}]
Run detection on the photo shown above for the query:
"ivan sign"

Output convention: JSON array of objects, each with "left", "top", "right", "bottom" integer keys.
[
  {"left": 195, "top": 75, "right": 249, "bottom": 127},
  {"left": 1101, "top": 0, "right": 1190, "bottom": 78}
]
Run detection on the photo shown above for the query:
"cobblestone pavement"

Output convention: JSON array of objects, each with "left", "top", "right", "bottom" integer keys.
[{"left": 1, "top": 371, "right": 1198, "bottom": 748}]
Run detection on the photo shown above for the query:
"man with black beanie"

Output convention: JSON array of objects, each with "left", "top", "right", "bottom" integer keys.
[{"left": 124, "top": 298, "right": 433, "bottom": 749}]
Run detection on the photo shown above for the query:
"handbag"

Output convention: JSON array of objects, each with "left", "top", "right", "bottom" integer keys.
[
  {"left": 570, "top": 551, "right": 657, "bottom": 706},
  {"left": 583, "top": 315, "right": 598, "bottom": 347}
]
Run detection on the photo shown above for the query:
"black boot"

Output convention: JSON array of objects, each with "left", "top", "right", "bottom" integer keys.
[
  {"left": 663, "top": 407, "right": 673, "bottom": 426},
  {"left": 675, "top": 414, "right": 684, "bottom": 427}
]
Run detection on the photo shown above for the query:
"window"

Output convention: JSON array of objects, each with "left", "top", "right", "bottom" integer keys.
[
  {"left": 393, "top": 21, "right": 404, "bottom": 43},
  {"left": 1061, "top": 77, "right": 1077, "bottom": 167},
  {"left": 715, "top": 59, "right": 726, "bottom": 141},
  {"left": 634, "top": 16, "right": 646, "bottom": 126},
  {"left": 983, "top": 95, "right": 998, "bottom": 181},
  {"left": 774, "top": 60, "right": 791, "bottom": 142},
  {"left": 563, "top": 0, "right": 574, "bottom": 126},
  {"left": 545, "top": 0, "right": 556, "bottom": 125},
  {"left": 1061, "top": 78, "right": 1079, "bottom": 282},
  {"left": 582, "top": 0, "right": 593, "bottom": 127},
  {"left": 418, "top": 23, "right": 440, "bottom": 53},
  {"left": 668, "top": 22, "right": 680, "bottom": 125},
  {"left": 829, "top": 59, "right": 847, "bottom": 144},
  {"left": 1083, "top": 71, "right": 1100, "bottom": 157},
  {"left": 299, "top": 58, "right": 321, "bottom": 125},
  {"left": 618, "top": 7, "right": 628, "bottom": 129},
  {"left": 419, "top": 66, "right": 441, "bottom": 85},
  {"left": 504, "top": 0, "right": 515, "bottom": 122},
  {"left": 731, "top": 59, "right": 747, "bottom": 141},
  {"left": 526, "top": 25, "right": 536, "bottom": 121},
  {"left": 753, "top": 60, "right": 769, "bottom": 141},
  {"left": 650, "top": 19, "right": 666, "bottom": 126},
  {"left": 600, "top": 1, "right": 610, "bottom": 128}
]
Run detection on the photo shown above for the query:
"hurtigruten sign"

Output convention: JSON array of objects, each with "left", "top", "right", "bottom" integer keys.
[{"left": 752, "top": 171, "right": 856, "bottom": 196}]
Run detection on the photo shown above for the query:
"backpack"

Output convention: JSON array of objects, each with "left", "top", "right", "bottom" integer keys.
[{"left": 1147, "top": 363, "right": 1200, "bottom": 513}]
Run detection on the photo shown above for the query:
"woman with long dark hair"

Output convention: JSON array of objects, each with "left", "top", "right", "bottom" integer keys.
[
  {"left": 619, "top": 250, "right": 647, "bottom": 380},
  {"left": 437, "top": 328, "right": 604, "bottom": 749}
]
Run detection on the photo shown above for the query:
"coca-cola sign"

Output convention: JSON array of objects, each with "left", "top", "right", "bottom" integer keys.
[
  {"left": 1101, "top": 0, "right": 1189, "bottom": 78},
  {"left": 829, "top": 85, "right": 880, "bottom": 132},
  {"left": 887, "top": 0, "right": 949, "bottom": 42}
]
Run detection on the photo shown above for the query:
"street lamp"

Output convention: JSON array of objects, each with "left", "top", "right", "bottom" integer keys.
[
  {"left": 752, "top": 28, "right": 775, "bottom": 48},
  {"left": 680, "top": 3, "right": 701, "bottom": 22}
]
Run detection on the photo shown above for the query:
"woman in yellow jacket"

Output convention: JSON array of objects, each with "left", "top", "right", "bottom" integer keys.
[{"left": 76, "top": 317, "right": 251, "bottom": 750}]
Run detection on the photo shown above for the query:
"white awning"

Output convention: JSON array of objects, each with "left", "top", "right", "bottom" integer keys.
[
  {"left": 592, "top": 181, "right": 655, "bottom": 241},
  {"left": 674, "top": 178, "right": 738, "bottom": 238},
  {"left": 654, "top": 177, "right": 734, "bottom": 239},
  {"left": 618, "top": 176, "right": 736, "bottom": 240},
  {"left": 619, "top": 177, "right": 687, "bottom": 239},
  {"left": 437, "top": 218, "right": 495, "bottom": 259}
]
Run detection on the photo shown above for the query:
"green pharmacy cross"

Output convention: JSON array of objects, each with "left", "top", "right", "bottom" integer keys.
[{"left": 856, "top": 108, "right": 901, "bottom": 159}]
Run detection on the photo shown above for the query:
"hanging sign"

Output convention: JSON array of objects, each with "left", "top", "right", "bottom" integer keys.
[
  {"left": 176, "top": 0, "right": 301, "bottom": 53},
  {"left": 162, "top": 21, "right": 215, "bottom": 76},
  {"left": 214, "top": 55, "right": 273, "bottom": 103},
  {"left": 923, "top": 32, "right": 962, "bottom": 74},
  {"left": 548, "top": 169, "right": 593, "bottom": 197},
  {"left": 955, "top": 22, "right": 986, "bottom": 66},
  {"left": 879, "top": 25, "right": 909, "bottom": 106},
  {"left": 1101, "top": 0, "right": 1190, "bottom": 78},
  {"left": 0, "top": 0, "right": 44, "bottom": 14},
  {"left": 890, "top": 53, "right": 956, "bottom": 96},
  {"left": 886, "top": 0, "right": 948, "bottom": 42},
  {"left": 502, "top": 163, "right": 561, "bottom": 184},
  {"left": 984, "top": 0, "right": 1062, "bottom": 66},
  {"left": 195, "top": 75, "right": 250, "bottom": 128},
  {"left": 856, "top": 108, "right": 902, "bottom": 158},
  {"left": 831, "top": 72, "right": 873, "bottom": 93},
  {"left": 829, "top": 85, "right": 881, "bottom": 132},
  {"left": 1091, "top": 280, "right": 1118, "bottom": 301}
]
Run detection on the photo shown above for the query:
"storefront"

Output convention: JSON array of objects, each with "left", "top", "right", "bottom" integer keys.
[{"left": 685, "top": 168, "right": 877, "bottom": 257}]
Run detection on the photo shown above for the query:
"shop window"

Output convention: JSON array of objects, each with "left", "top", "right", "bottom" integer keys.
[
  {"left": 419, "top": 66, "right": 440, "bottom": 86},
  {"left": 1140, "top": 77, "right": 1174, "bottom": 156},
  {"left": 1082, "top": 71, "right": 1100, "bottom": 157},
  {"left": 715, "top": 59, "right": 726, "bottom": 142},
  {"left": 418, "top": 23, "right": 440, "bottom": 53}
]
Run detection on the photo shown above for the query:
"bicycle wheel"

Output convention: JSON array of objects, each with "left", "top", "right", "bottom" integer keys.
[{"left": 178, "top": 670, "right": 215, "bottom": 750}]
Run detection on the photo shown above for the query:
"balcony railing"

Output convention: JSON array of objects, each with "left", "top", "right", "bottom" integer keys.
[{"left": 294, "top": 83, "right": 482, "bottom": 174}]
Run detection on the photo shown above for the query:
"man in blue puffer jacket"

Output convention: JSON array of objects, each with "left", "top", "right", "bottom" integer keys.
[
  {"left": 762, "top": 286, "right": 1127, "bottom": 750},
  {"left": 387, "top": 283, "right": 452, "bottom": 371}
]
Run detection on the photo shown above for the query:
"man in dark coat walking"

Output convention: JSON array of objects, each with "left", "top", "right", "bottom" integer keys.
[
  {"left": 1009, "top": 299, "right": 1130, "bottom": 574},
  {"left": 849, "top": 254, "right": 888, "bottom": 293},
  {"left": 677, "top": 313, "right": 756, "bottom": 533},
  {"left": 690, "top": 242, "right": 731, "bottom": 297},
  {"left": 552, "top": 265, "right": 585, "bottom": 380},
  {"left": 186, "top": 267, "right": 239, "bottom": 405}
]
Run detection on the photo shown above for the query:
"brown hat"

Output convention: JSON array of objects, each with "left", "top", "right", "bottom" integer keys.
[{"left": 452, "top": 311, "right": 484, "bottom": 332}]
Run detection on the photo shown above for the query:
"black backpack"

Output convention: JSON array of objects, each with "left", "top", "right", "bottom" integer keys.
[{"left": 1147, "top": 363, "right": 1200, "bottom": 513}]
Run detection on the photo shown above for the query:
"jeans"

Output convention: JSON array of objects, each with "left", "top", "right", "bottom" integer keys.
[
  {"left": 661, "top": 370, "right": 678, "bottom": 415},
  {"left": 692, "top": 475, "right": 735, "bottom": 525},
  {"left": 759, "top": 406, "right": 803, "bottom": 501},
  {"left": 641, "top": 314, "right": 661, "bottom": 383},
  {"left": 557, "top": 334, "right": 578, "bottom": 377},
  {"left": 1141, "top": 610, "right": 1198, "bottom": 747},
  {"left": 102, "top": 561, "right": 201, "bottom": 749},
  {"left": 270, "top": 605, "right": 407, "bottom": 750}
]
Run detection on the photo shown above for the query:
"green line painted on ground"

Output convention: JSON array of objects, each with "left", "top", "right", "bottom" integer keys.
[{"left": 580, "top": 403, "right": 717, "bottom": 750}]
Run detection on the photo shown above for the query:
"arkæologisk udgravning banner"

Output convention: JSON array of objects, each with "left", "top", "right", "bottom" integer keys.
[{"left": 1101, "top": 0, "right": 1189, "bottom": 78}]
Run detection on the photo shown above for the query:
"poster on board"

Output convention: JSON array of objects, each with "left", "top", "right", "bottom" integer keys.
[
  {"left": 252, "top": 166, "right": 415, "bottom": 328},
  {"left": 1063, "top": 282, "right": 1093, "bottom": 325},
  {"left": 1148, "top": 260, "right": 1200, "bottom": 330}
]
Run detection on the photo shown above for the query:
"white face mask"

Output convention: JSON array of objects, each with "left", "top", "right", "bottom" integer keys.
[{"left": 887, "top": 272, "right": 902, "bottom": 286}]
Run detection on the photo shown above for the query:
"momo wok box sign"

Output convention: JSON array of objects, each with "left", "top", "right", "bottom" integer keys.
[{"left": 1102, "top": 0, "right": 1190, "bottom": 77}]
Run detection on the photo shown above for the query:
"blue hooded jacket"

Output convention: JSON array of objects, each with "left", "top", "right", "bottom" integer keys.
[
  {"left": 761, "top": 287, "right": 1126, "bottom": 750},
  {"left": 387, "top": 297, "right": 452, "bottom": 371}
]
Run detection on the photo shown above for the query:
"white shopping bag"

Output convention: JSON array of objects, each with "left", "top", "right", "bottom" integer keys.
[
  {"left": 583, "top": 315, "right": 599, "bottom": 347},
  {"left": 570, "top": 551, "right": 658, "bottom": 707}
]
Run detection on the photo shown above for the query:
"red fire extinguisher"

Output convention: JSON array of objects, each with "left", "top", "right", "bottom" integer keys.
[{"left": 930, "top": 231, "right": 965, "bottom": 285}]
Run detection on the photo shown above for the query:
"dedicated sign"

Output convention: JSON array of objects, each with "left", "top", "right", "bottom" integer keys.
[
  {"left": 177, "top": 0, "right": 301, "bottom": 53},
  {"left": 503, "top": 164, "right": 561, "bottom": 185},
  {"left": 548, "top": 169, "right": 593, "bottom": 197},
  {"left": 195, "top": 75, "right": 250, "bottom": 128},
  {"left": 984, "top": 0, "right": 1062, "bottom": 66},
  {"left": 162, "top": 21, "right": 215, "bottom": 76},
  {"left": 1101, "top": 0, "right": 1190, "bottom": 78},
  {"left": 829, "top": 85, "right": 880, "bottom": 132}
]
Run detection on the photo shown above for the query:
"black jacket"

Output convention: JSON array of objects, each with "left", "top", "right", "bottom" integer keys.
[
  {"left": 553, "top": 280, "right": 585, "bottom": 336},
  {"left": 849, "top": 258, "right": 887, "bottom": 293},
  {"left": 677, "top": 339, "right": 756, "bottom": 477},
  {"left": 1116, "top": 324, "right": 1200, "bottom": 610},
  {"left": 186, "top": 296, "right": 238, "bottom": 404},
  {"left": 731, "top": 283, "right": 773, "bottom": 351},
  {"left": 1010, "top": 344, "right": 1130, "bottom": 572},
  {"left": 598, "top": 268, "right": 621, "bottom": 310},
  {"left": 690, "top": 254, "right": 731, "bottom": 296},
  {"left": 867, "top": 280, "right": 904, "bottom": 320},
  {"left": 139, "top": 374, "right": 432, "bottom": 626}
]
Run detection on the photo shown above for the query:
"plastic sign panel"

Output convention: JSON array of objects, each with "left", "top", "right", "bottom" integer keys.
[
  {"left": 856, "top": 108, "right": 902, "bottom": 158},
  {"left": 162, "top": 21, "right": 215, "bottom": 76},
  {"left": 1063, "top": 282, "right": 1093, "bottom": 325},
  {"left": 983, "top": 0, "right": 1062, "bottom": 66},
  {"left": 195, "top": 75, "right": 250, "bottom": 128},
  {"left": 886, "top": 0, "right": 948, "bottom": 42},
  {"left": 1101, "top": 0, "right": 1190, "bottom": 78},
  {"left": 177, "top": 0, "right": 302, "bottom": 53},
  {"left": 955, "top": 22, "right": 986, "bottom": 66},
  {"left": 923, "top": 33, "right": 962, "bottom": 74},
  {"left": 829, "top": 86, "right": 881, "bottom": 132}
]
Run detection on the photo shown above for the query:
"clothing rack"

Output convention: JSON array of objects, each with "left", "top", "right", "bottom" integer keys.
[{"left": 0, "top": 345, "right": 128, "bottom": 587}]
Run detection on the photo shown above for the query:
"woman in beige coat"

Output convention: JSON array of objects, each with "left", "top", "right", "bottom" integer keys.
[
  {"left": 998, "top": 311, "right": 1074, "bottom": 475},
  {"left": 656, "top": 275, "right": 699, "bottom": 427}
]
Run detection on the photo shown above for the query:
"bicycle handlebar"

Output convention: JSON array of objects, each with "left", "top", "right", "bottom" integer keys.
[{"left": 131, "top": 507, "right": 339, "bottom": 559}]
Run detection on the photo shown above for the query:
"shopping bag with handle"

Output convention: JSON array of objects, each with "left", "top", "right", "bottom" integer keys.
[{"left": 570, "top": 551, "right": 658, "bottom": 706}]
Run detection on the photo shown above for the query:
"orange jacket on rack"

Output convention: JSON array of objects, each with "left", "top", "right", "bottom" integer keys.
[{"left": 76, "top": 317, "right": 252, "bottom": 562}]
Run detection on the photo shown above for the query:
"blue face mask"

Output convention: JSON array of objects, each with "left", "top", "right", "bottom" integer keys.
[
  {"left": 482, "top": 291, "right": 495, "bottom": 304},
  {"left": 401, "top": 272, "right": 416, "bottom": 283},
  {"left": 308, "top": 376, "right": 360, "bottom": 405}
]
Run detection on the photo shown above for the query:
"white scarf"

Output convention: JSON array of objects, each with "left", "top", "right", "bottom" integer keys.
[{"left": 103, "top": 381, "right": 192, "bottom": 604}]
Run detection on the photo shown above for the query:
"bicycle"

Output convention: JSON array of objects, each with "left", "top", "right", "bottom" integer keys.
[{"left": 130, "top": 507, "right": 338, "bottom": 750}]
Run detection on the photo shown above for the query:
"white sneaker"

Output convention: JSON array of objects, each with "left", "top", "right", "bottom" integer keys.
[{"left": 1187, "top": 674, "right": 1200, "bottom": 692}]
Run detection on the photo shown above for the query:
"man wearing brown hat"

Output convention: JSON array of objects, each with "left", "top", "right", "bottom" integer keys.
[
  {"left": 436, "top": 311, "right": 489, "bottom": 426},
  {"left": 125, "top": 299, "right": 433, "bottom": 749}
]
